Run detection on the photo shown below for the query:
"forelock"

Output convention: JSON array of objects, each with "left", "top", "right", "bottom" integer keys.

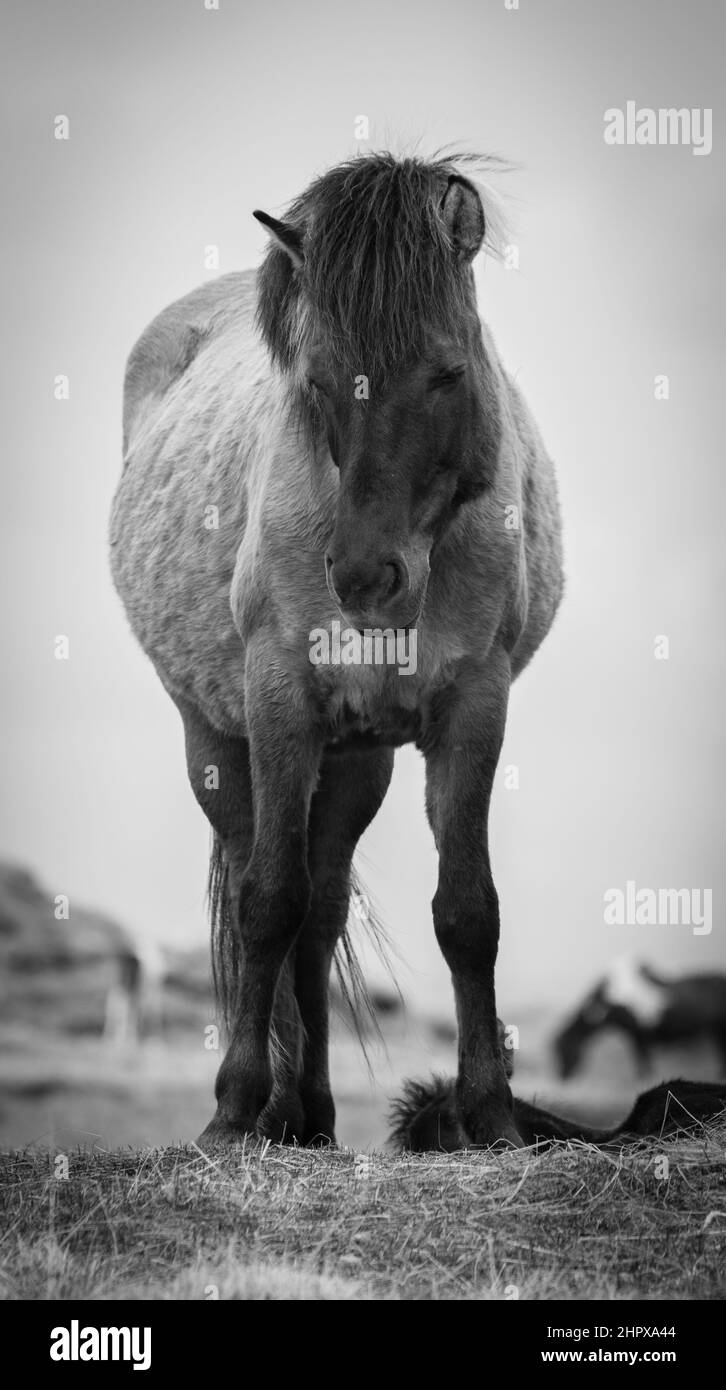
[{"left": 256, "top": 151, "right": 509, "bottom": 394}]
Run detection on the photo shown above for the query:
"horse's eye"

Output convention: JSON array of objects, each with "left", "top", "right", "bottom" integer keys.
[{"left": 428, "top": 366, "right": 466, "bottom": 392}]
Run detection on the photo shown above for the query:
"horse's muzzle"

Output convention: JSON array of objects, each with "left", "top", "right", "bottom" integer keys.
[{"left": 325, "top": 550, "right": 427, "bottom": 631}]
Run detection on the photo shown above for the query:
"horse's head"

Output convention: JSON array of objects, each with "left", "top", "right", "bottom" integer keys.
[
  {"left": 554, "top": 987, "right": 613, "bottom": 1079},
  {"left": 305, "top": 325, "right": 491, "bottom": 630},
  {"left": 255, "top": 154, "right": 504, "bottom": 629}
]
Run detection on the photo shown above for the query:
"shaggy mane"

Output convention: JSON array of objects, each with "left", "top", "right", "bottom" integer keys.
[{"left": 256, "top": 151, "right": 508, "bottom": 398}]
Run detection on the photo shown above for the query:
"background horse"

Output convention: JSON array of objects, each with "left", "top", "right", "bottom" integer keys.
[
  {"left": 554, "top": 959, "right": 726, "bottom": 1079},
  {"left": 110, "top": 151, "right": 563, "bottom": 1148}
]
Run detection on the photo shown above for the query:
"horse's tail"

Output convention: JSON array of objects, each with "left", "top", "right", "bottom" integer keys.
[
  {"left": 332, "top": 868, "right": 400, "bottom": 1062},
  {"left": 208, "top": 836, "right": 396, "bottom": 1051},
  {"left": 208, "top": 834, "right": 238, "bottom": 1034}
]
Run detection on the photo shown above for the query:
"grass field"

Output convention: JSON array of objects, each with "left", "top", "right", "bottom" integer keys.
[
  {"left": 1, "top": 1010, "right": 725, "bottom": 1300},
  {"left": 2, "top": 1125, "right": 725, "bottom": 1301}
]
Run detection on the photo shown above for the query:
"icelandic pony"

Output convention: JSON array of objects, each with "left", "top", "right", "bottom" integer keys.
[
  {"left": 554, "top": 961, "right": 726, "bottom": 1079},
  {"left": 110, "top": 152, "right": 563, "bottom": 1147}
]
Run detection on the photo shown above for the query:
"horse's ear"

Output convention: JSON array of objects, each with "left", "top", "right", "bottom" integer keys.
[
  {"left": 253, "top": 210, "right": 304, "bottom": 268},
  {"left": 440, "top": 175, "right": 486, "bottom": 261}
]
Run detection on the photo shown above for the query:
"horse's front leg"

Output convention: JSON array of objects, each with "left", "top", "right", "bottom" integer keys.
[
  {"left": 296, "top": 746, "right": 395, "bottom": 1145},
  {"left": 424, "top": 645, "right": 523, "bottom": 1148},
  {"left": 207, "top": 652, "right": 322, "bottom": 1140}
]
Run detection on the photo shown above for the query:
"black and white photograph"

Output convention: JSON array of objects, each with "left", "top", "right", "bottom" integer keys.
[{"left": 1, "top": 0, "right": 724, "bottom": 1340}]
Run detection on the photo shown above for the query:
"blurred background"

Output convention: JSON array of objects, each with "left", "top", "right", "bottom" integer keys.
[{"left": 1, "top": 0, "right": 724, "bottom": 1151}]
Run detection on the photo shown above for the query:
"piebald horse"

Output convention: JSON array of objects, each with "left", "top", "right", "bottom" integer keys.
[
  {"left": 554, "top": 960, "right": 726, "bottom": 1079},
  {"left": 110, "top": 152, "right": 563, "bottom": 1147}
]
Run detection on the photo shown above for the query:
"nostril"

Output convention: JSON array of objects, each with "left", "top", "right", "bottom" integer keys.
[
  {"left": 325, "top": 554, "right": 340, "bottom": 602},
  {"left": 325, "top": 552, "right": 408, "bottom": 614},
  {"left": 383, "top": 560, "right": 402, "bottom": 600}
]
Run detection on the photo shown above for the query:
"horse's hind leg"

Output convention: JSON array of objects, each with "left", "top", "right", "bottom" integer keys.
[
  {"left": 423, "top": 645, "right": 522, "bottom": 1148},
  {"left": 177, "top": 696, "right": 305, "bottom": 1144},
  {"left": 296, "top": 746, "right": 394, "bottom": 1145}
]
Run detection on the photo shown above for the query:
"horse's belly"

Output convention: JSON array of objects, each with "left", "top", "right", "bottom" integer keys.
[{"left": 110, "top": 454, "right": 250, "bottom": 734}]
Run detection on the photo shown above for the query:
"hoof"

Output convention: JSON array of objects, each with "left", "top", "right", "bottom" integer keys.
[
  {"left": 299, "top": 1090, "right": 336, "bottom": 1147},
  {"left": 489, "top": 1120, "right": 525, "bottom": 1150},
  {"left": 196, "top": 1110, "right": 259, "bottom": 1150},
  {"left": 468, "top": 1118, "right": 525, "bottom": 1150},
  {"left": 304, "top": 1129, "right": 337, "bottom": 1148},
  {"left": 461, "top": 1095, "right": 526, "bottom": 1150},
  {"left": 258, "top": 1112, "right": 305, "bottom": 1145}
]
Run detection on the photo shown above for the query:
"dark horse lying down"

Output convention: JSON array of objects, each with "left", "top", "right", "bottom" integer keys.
[
  {"left": 390, "top": 1032, "right": 726, "bottom": 1150},
  {"left": 111, "top": 151, "right": 562, "bottom": 1148}
]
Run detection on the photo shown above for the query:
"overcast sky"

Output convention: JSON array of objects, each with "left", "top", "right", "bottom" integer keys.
[{"left": 2, "top": 0, "right": 724, "bottom": 1018}]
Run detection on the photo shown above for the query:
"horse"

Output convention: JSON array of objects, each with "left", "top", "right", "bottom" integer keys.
[
  {"left": 554, "top": 959, "right": 726, "bottom": 1079},
  {"left": 390, "top": 1023, "right": 726, "bottom": 1150},
  {"left": 109, "top": 150, "right": 564, "bottom": 1148}
]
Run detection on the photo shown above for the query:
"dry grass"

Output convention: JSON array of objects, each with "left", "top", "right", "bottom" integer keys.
[{"left": 1, "top": 1123, "right": 725, "bottom": 1301}]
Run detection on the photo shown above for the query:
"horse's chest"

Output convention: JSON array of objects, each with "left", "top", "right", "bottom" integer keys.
[
  {"left": 312, "top": 622, "right": 466, "bottom": 750},
  {"left": 323, "top": 672, "right": 422, "bottom": 749}
]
